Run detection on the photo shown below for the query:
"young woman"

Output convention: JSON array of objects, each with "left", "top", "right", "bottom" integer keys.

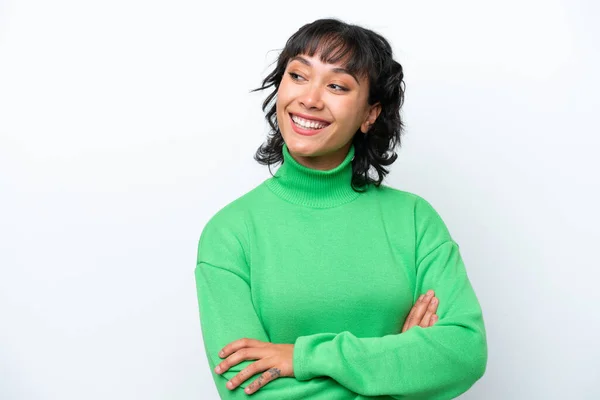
[{"left": 195, "top": 18, "right": 487, "bottom": 399}]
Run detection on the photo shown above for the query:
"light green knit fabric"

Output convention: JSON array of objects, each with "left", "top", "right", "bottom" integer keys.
[{"left": 195, "top": 143, "right": 487, "bottom": 399}]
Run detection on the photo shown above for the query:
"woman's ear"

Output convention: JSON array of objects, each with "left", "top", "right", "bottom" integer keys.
[{"left": 360, "top": 103, "right": 382, "bottom": 133}]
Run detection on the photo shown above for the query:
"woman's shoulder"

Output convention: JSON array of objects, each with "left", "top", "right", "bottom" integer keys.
[
  {"left": 372, "top": 184, "right": 446, "bottom": 221},
  {"left": 372, "top": 183, "right": 427, "bottom": 206}
]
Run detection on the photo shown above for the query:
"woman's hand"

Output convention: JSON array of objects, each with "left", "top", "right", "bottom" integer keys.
[
  {"left": 401, "top": 289, "right": 439, "bottom": 333},
  {"left": 214, "top": 338, "right": 294, "bottom": 395}
]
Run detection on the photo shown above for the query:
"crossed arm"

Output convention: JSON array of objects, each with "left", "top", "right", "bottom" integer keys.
[{"left": 213, "top": 291, "right": 441, "bottom": 395}]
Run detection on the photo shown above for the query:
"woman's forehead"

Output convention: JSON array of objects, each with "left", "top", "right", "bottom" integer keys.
[
  {"left": 287, "top": 54, "right": 362, "bottom": 84},
  {"left": 287, "top": 52, "right": 369, "bottom": 81}
]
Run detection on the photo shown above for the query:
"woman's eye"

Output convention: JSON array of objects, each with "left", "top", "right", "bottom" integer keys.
[
  {"left": 329, "top": 83, "right": 349, "bottom": 92},
  {"left": 287, "top": 73, "right": 348, "bottom": 92},
  {"left": 288, "top": 72, "right": 304, "bottom": 81}
]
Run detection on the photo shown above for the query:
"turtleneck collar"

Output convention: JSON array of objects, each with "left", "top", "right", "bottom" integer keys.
[{"left": 265, "top": 142, "right": 361, "bottom": 209}]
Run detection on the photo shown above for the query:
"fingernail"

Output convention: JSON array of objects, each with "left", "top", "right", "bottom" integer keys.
[
  {"left": 215, "top": 366, "right": 222, "bottom": 373},
  {"left": 227, "top": 381, "right": 234, "bottom": 389},
  {"left": 418, "top": 294, "right": 424, "bottom": 301},
  {"left": 427, "top": 290, "right": 434, "bottom": 296},
  {"left": 431, "top": 298, "right": 437, "bottom": 305},
  {"left": 219, "top": 350, "right": 225, "bottom": 357}
]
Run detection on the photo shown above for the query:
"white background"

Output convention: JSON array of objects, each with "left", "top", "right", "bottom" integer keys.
[{"left": 1, "top": 0, "right": 598, "bottom": 399}]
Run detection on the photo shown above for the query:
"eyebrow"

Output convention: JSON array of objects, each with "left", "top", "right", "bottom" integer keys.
[{"left": 289, "top": 55, "right": 360, "bottom": 85}]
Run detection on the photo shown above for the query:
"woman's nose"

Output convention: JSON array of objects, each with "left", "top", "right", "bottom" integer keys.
[{"left": 299, "top": 84, "right": 324, "bottom": 110}]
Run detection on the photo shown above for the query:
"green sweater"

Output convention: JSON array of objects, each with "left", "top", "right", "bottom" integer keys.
[{"left": 195, "top": 143, "right": 487, "bottom": 399}]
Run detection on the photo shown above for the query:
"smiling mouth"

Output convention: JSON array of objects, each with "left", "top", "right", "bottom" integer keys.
[{"left": 290, "top": 113, "right": 331, "bottom": 130}]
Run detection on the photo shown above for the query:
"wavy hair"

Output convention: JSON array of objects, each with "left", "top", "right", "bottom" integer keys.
[{"left": 251, "top": 18, "right": 406, "bottom": 191}]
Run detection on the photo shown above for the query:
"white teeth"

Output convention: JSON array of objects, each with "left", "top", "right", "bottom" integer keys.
[{"left": 291, "top": 114, "right": 328, "bottom": 130}]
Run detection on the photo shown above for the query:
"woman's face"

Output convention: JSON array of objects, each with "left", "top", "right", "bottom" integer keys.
[{"left": 276, "top": 53, "right": 380, "bottom": 170}]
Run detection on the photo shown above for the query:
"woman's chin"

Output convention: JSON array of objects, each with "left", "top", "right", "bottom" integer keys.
[{"left": 283, "top": 137, "right": 320, "bottom": 156}]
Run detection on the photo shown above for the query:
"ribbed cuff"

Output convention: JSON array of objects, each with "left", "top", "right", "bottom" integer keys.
[{"left": 293, "top": 335, "right": 310, "bottom": 381}]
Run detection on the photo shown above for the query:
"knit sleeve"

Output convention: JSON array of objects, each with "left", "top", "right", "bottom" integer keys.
[
  {"left": 292, "top": 197, "right": 488, "bottom": 399},
  {"left": 194, "top": 209, "right": 366, "bottom": 400}
]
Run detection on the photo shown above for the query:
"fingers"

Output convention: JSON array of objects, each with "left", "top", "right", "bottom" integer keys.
[
  {"left": 223, "top": 358, "right": 271, "bottom": 391},
  {"left": 402, "top": 290, "right": 438, "bottom": 333},
  {"left": 402, "top": 290, "right": 433, "bottom": 332},
  {"left": 401, "top": 298, "right": 419, "bottom": 333},
  {"left": 244, "top": 367, "right": 282, "bottom": 395},
  {"left": 218, "top": 338, "right": 267, "bottom": 359},
  {"left": 419, "top": 295, "right": 438, "bottom": 328},
  {"left": 215, "top": 346, "right": 264, "bottom": 375}
]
